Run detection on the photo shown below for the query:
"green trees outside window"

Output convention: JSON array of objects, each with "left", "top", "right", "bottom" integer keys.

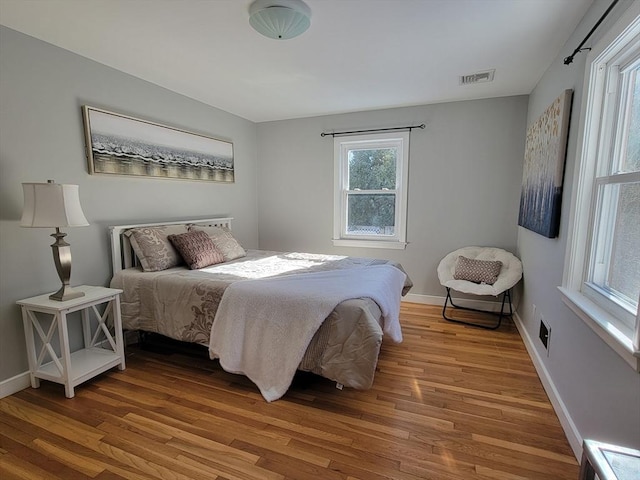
[{"left": 347, "top": 148, "right": 397, "bottom": 234}]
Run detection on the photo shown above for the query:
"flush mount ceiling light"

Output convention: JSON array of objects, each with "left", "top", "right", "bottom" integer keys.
[{"left": 249, "top": 0, "right": 311, "bottom": 40}]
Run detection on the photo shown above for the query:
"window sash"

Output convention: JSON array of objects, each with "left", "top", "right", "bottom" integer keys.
[
  {"left": 344, "top": 191, "right": 398, "bottom": 239},
  {"left": 587, "top": 176, "right": 640, "bottom": 316},
  {"left": 585, "top": 59, "right": 640, "bottom": 327},
  {"left": 585, "top": 180, "right": 639, "bottom": 329},
  {"left": 341, "top": 151, "right": 401, "bottom": 240}
]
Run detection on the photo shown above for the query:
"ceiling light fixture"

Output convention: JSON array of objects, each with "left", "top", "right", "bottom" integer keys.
[{"left": 249, "top": 0, "right": 311, "bottom": 40}]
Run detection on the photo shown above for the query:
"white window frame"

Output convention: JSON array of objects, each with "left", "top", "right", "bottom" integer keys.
[
  {"left": 333, "top": 132, "right": 409, "bottom": 249},
  {"left": 560, "top": 3, "right": 640, "bottom": 372}
]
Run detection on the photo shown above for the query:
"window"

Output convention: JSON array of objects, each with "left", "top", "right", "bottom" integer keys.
[
  {"left": 333, "top": 132, "right": 409, "bottom": 249},
  {"left": 561, "top": 5, "right": 640, "bottom": 371}
]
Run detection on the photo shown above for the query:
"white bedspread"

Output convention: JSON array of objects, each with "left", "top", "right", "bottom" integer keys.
[{"left": 208, "top": 264, "right": 406, "bottom": 401}]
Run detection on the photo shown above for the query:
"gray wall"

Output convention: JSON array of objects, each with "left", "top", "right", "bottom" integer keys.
[
  {"left": 517, "top": 0, "right": 640, "bottom": 448},
  {"left": 256, "top": 97, "right": 528, "bottom": 299},
  {"left": 0, "top": 27, "right": 259, "bottom": 381},
  {"left": 4, "top": 2, "right": 637, "bottom": 455}
]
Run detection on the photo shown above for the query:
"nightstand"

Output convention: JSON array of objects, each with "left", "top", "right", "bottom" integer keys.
[{"left": 17, "top": 285, "right": 126, "bottom": 398}]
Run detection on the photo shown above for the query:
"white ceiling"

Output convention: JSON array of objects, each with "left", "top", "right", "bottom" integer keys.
[{"left": 0, "top": 0, "right": 593, "bottom": 122}]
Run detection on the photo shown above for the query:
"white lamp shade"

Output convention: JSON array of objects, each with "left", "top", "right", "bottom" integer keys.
[
  {"left": 249, "top": 0, "right": 311, "bottom": 40},
  {"left": 21, "top": 182, "right": 89, "bottom": 228}
]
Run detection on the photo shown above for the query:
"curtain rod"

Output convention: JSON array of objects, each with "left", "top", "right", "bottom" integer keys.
[
  {"left": 321, "top": 124, "right": 425, "bottom": 137},
  {"left": 564, "top": 0, "right": 619, "bottom": 65}
]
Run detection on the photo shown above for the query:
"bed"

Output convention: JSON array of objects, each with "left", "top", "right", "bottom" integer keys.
[{"left": 109, "top": 217, "right": 412, "bottom": 401}]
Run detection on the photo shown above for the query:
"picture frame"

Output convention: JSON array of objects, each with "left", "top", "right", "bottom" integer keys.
[
  {"left": 82, "top": 106, "right": 234, "bottom": 183},
  {"left": 518, "top": 89, "right": 573, "bottom": 238}
]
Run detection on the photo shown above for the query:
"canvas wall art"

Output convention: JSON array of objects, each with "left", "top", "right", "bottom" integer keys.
[
  {"left": 82, "top": 106, "right": 234, "bottom": 182},
  {"left": 518, "top": 89, "right": 573, "bottom": 238}
]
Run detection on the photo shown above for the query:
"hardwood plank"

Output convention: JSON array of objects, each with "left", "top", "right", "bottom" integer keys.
[
  {"left": 471, "top": 433, "right": 576, "bottom": 464},
  {"left": 0, "top": 303, "right": 579, "bottom": 479},
  {"left": 0, "top": 434, "right": 84, "bottom": 480},
  {"left": 0, "top": 451, "right": 66, "bottom": 480},
  {"left": 31, "top": 438, "right": 106, "bottom": 477},
  {"left": 0, "top": 397, "right": 106, "bottom": 444}
]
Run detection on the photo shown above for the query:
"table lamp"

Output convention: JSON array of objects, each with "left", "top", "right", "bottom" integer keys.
[{"left": 21, "top": 180, "right": 89, "bottom": 301}]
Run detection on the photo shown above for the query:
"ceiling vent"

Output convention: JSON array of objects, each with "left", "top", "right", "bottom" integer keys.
[{"left": 459, "top": 69, "right": 495, "bottom": 85}]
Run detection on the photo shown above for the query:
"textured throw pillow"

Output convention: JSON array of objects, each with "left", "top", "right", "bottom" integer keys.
[
  {"left": 453, "top": 256, "right": 503, "bottom": 285},
  {"left": 168, "top": 230, "right": 225, "bottom": 269},
  {"left": 188, "top": 225, "right": 247, "bottom": 261},
  {"left": 125, "top": 225, "right": 188, "bottom": 272}
]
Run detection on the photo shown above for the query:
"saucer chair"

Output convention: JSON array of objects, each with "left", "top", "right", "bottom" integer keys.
[{"left": 437, "top": 247, "right": 523, "bottom": 329}]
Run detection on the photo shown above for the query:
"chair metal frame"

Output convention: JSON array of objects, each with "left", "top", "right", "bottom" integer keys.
[{"left": 442, "top": 287, "right": 513, "bottom": 330}]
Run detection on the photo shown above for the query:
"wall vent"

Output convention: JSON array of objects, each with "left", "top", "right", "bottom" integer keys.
[{"left": 459, "top": 69, "right": 495, "bottom": 85}]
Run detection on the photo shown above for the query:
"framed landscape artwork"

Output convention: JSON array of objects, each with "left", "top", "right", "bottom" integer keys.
[
  {"left": 82, "top": 106, "right": 234, "bottom": 183},
  {"left": 518, "top": 89, "right": 573, "bottom": 238}
]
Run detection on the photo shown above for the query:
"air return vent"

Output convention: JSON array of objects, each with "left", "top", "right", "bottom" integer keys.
[{"left": 459, "top": 69, "right": 495, "bottom": 85}]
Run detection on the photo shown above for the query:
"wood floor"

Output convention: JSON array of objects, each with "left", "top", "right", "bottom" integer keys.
[{"left": 0, "top": 303, "right": 579, "bottom": 480}]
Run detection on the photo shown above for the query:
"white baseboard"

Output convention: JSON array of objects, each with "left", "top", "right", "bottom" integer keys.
[
  {"left": 0, "top": 371, "right": 31, "bottom": 399},
  {"left": 403, "top": 292, "right": 503, "bottom": 312},
  {"left": 512, "top": 311, "right": 582, "bottom": 461}
]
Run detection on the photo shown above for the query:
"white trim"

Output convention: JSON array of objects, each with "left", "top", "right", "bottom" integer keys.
[
  {"left": 332, "top": 239, "right": 407, "bottom": 249},
  {"left": 512, "top": 311, "right": 583, "bottom": 461},
  {"left": 0, "top": 371, "right": 31, "bottom": 398},
  {"left": 559, "top": 287, "right": 640, "bottom": 371}
]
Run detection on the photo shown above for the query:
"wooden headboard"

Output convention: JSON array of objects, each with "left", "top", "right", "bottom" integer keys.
[{"left": 109, "top": 217, "right": 234, "bottom": 275}]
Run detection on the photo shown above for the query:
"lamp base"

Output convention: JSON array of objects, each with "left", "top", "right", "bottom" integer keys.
[
  {"left": 49, "top": 228, "right": 84, "bottom": 302},
  {"left": 50, "top": 285, "right": 85, "bottom": 302}
]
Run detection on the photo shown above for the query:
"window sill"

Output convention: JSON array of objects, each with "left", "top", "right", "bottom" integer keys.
[
  {"left": 332, "top": 239, "right": 407, "bottom": 250},
  {"left": 558, "top": 286, "right": 640, "bottom": 372}
]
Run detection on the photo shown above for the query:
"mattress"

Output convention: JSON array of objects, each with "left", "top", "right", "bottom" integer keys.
[{"left": 111, "top": 249, "right": 412, "bottom": 390}]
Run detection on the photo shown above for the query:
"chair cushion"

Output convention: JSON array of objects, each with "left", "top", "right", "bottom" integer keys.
[
  {"left": 437, "top": 246, "right": 523, "bottom": 296},
  {"left": 453, "top": 256, "right": 502, "bottom": 285}
]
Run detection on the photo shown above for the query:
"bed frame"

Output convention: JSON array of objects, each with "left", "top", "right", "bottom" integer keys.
[
  {"left": 109, "top": 217, "right": 234, "bottom": 275},
  {"left": 108, "top": 216, "right": 409, "bottom": 397}
]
